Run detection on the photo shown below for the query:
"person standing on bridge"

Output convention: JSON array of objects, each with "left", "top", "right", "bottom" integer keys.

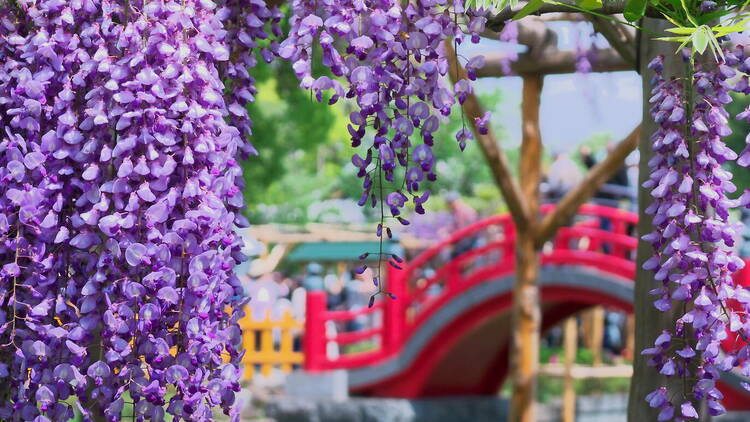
[
  {"left": 579, "top": 142, "right": 631, "bottom": 206},
  {"left": 442, "top": 192, "right": 480, "bottom": 259},
  {"left": 544, "top": 152, "right": 583, "bottom": 202}
]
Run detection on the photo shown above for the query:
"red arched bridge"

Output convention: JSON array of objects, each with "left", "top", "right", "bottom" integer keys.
[{"left": 302, "top": 204, "right": 750, "bottom": 409}]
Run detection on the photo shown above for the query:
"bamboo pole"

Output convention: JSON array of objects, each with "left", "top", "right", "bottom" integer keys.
[
  {"left": 509, "top": 74, "right": 544, "bottom": 422},
  {"left": 563, "top": 317, "right": 578, "bottom": 422}
]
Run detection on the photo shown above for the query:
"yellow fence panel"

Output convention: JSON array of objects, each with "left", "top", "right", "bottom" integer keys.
[{"left": 239, "top": 308, "right": 304, "bottom": 380}]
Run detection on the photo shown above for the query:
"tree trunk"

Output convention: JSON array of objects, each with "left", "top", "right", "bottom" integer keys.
[
  {"left": 509, "top": 74, "right": 543, "bottom": 422},
  {"left": 628, "top": 18, "right": 710, "bottom": 421}
]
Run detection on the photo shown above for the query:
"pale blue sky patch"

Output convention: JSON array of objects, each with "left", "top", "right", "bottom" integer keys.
[{"left": 459, "top": 23, "right": 643, "bottom": 153}]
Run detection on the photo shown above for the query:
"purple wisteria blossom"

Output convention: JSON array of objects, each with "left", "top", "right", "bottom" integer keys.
[
  {"left": 280, "top": 0, "right": 489, "bottom": 225},
  {"left": 0, "top": 1, "right": 279, "bottom": 420},
  {"left": 642, "top": 52, "right": 750, "bottom": 420}
]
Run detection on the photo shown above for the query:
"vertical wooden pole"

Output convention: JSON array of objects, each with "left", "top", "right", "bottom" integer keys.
[
  {"left": 563, "top": 317, "right": 578, "bottom": 422},
  {"left": 590, "top": 306, "right": 605, "bottom": 366},
  {"left": 510, "top": 74, "right": 544, "bottom": 422},
  {"left": 624, "top": 314, "right": 635, "bottom": 361}
]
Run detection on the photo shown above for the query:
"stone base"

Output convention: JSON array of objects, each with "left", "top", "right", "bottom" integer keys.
[{"left": 284, "top": 370, "right": 349, "bottom": 401}]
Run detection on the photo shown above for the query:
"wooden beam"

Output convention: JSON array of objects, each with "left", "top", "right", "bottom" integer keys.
[
  {"left": 509, "top": 74, "right": 544, "bottom": 422},
  {"left": 478, "top": 18, "right": 632, "bottom": 77},
  {"left": 477, "top": 47, "right": 632, "bottom": 78},
  {"left": 539, "top": 363, "right": 633, "bottom": 378},
  {"left": 533, "top": 124, "right": 640, "bottom": 247},
  {"left": 445, "top": 41, "right": 532, "bottom": 231}
]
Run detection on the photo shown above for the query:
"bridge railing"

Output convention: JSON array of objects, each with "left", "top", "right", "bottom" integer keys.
[{"left": 304, "top": 204, "right": 639, "bottom": 371}]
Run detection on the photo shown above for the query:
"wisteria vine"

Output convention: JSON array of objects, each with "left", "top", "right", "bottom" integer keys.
[
  {"left": 0, "top": 0, "right": 279, "bottom": 421},
  {"left": 280, "top": 0, "right": 490, "bottom": 303},
  {"left": 642, "top": 46, "right": 750, "bottom": 420}
]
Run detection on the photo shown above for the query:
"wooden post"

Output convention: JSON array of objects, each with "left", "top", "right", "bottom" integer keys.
[
  {"left": 590, "top": 306, "right": 605, "bottom": 366},
  {"left": 510, "top": 74, "right": 543, "bottom": 422},
  {"left": 563, "top": 317, "right": 578, "bottom": 422},
  {"left": 624, "top": 314, "right": 635, "bottom": 361}
]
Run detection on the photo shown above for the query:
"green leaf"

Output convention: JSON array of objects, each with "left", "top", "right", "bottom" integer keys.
[
  {"left": 692, "top": 26, "right": 709, "bottom": 54},
  {"left": 513, "top": 0, "right": 545, "bottom": 19},
  {"left": 578, "top": 0, "right": 602, "bottom": 10},
  {"left": 665, "top": 27, "right": 697, "bottom": 34},
  {"left": 655, "top": 35, "right": 690, "bottom": 42},
  {"left": 466, "top": 0, "right": 514, "bottom": 10},
  {"left": 623, "top": 0, "right": 648, "bottom": 21},
  {"left": 696, "top": 8, "right": 732, "bottom": 25}
]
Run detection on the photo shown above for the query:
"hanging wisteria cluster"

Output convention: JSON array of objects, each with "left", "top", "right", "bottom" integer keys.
[
  {"left": 642, "top": 48, "right": 750, "bottom": 420},
  {"left": 279, "top": 0, "right": 490, "bottom": 298},
  {"left": 0, "top": 0, "right": 279, "bottom": 420}
]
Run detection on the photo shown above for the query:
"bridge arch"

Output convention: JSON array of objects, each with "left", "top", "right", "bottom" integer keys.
[
  {"left": 302, "top": 204, "right": 750, "bottom": 409},
  {"left": 349, "top": 266, "right": 634, "bottom": 397}
]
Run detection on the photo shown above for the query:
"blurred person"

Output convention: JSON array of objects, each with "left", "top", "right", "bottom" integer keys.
[
  {"left": 740, "top": 208, "right": 750, "bottom": 258},
  {"left": 351, "top": 267, "right": 379, "bottom": 331},
  {"left": 545, "top": 152, "right": 583, "bottom": 201},
  {"left": 442, "top": 192, "right": 480, "bottom": 259},
  {"left": 245, "top": 271, "right": 287, "bottom": 320},
  {"left": 446, "top": 192, "right": 478, "bottom": 231},
  {"left": 325, "top": 272, "right": 346, "bottom": 311},
  {"left": 345, "top": 269, "right": 370, "bottom": 332},
  {"left": 579, "top": 145, "right": 596, "bottom": 170},
  {"left": 271, "top": 271, "right": 290, "bottom": 298},
  {"left": 580, "top": 143, "right": 631, "bottom": 205},
  {"left": 303, "top": 262, "right": 325, "bottom": 291},
  {"left": 604, "top": 311, "right": 626, "bottom": 355},
  {"left": 290, "top": 277, "right": 307, "bottom": 352},
  {"left": 600, "top": 142, "right": 630, "bottom": 203}
]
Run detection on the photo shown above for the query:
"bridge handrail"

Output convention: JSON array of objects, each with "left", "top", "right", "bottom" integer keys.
[
  {"left": 399, "top": 214, "right": 515, "bottom": 280},
  {"left": 304, "top": 204, "right": 640, "bottom": 372}
]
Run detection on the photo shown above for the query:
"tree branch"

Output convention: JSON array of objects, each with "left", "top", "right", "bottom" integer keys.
[
  {"left": 445, "top": 41, "right": 532, "bottom": 232},
  {"left": 533, "top": 124, "right": 641, "bottom": 247},
  {"left": 588, "top": 15, "right": 637, "bottom": 65},
  {"left": 488, "top": 0, "right": 661, "bottom": 31}
]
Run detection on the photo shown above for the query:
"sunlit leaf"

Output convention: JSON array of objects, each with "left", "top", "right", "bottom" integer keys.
[
  {"left": 512, "top": 0, "right": 546, "bottom": 20},
  {"left": 692, "top": 27, "right": 709, "bottom": 54},
  {"left": 579, "top": 0, "right": 603, "bottom": 10},
  {"left": 665, "top": 27, "right": 697, "bottom": 35},
  {"left": 655, "top": 36, "right": 690, "bottom": 42},
  {"left": 624, "top": 0, "right": 648, "bottom": 22}
]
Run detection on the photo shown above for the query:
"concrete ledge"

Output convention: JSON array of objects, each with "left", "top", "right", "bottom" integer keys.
[{"left": 284, "top": 370, "right": 349, "bottom": 401}]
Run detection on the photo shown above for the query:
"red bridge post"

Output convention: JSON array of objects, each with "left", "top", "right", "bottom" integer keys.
[
  {"left": 304, "top": 291, "right": 328, "bottom": 371},
  {"left": 384, "top": 265, "right": 406, "bottom": 356}
]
